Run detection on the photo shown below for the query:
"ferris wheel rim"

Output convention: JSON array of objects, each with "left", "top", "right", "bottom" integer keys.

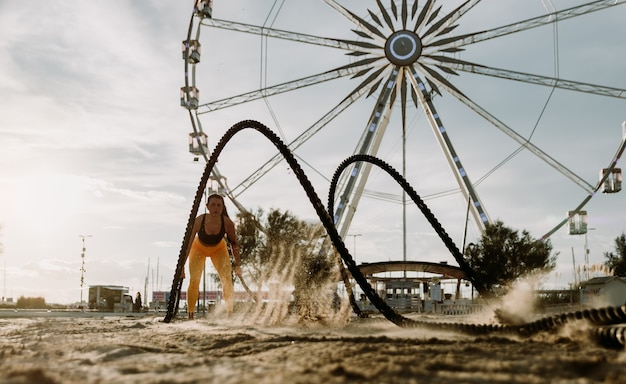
[{"left": 182, "top": 0, "right": 626, "bottom": 239}]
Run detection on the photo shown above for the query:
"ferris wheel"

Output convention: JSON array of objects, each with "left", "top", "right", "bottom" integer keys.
[{"left": 180, "top": 0, "right": 626, "bottom": 245}]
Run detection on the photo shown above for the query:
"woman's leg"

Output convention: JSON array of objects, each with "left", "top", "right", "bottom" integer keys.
[
  {"left": 187, "top": 239, "right": 207, "bottom": 317},
  {"left": 210, "top": 241, "right": 234, "bottom": 314}
]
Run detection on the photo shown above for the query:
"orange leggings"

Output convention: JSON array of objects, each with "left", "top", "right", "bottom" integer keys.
[{"left": 187, "top": 237, "right": 233, "bottom": 314}]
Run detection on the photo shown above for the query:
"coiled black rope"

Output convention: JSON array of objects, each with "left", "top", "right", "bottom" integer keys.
[{"left": 163, "top": 120, "right": 626, "bottom": 349}]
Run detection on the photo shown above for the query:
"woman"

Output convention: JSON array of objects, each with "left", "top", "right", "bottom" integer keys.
[
  {"left": 184, "top": 194, "right": 241, "bottom": 319},
  {"left": 133, "top": 292, "right": 142, "bottom": 312}
]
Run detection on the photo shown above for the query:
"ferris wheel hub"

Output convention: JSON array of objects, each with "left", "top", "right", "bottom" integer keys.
[{"left": 384, "top": 30, "right": 422, "bottom": 66}]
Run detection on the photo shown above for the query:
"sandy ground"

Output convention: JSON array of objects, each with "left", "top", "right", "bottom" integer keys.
[{"left": 1, "top": 308, "right": 625, "bottom": 384}]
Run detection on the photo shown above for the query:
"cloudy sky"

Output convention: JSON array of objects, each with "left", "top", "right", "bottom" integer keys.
[{"left": 1, "top": 0, "right": 625, "bottom": 305}]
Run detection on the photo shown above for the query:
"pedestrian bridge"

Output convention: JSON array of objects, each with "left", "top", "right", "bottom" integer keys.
[
  {"left": 356, "top": 260, "right": 466, "bottom": 280},
  {"left": 348, "top": 261, "right": 474, "bottom": 314}
]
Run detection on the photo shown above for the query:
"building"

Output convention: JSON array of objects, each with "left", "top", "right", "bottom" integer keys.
[
  {"left": 88, "top": 285, "right": 133, "bottom": 312},
  {"left": 580, "top": 276, "right": 626, "bottom": 307}
]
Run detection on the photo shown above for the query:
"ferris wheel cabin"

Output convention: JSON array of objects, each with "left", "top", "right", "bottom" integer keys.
[
  {"left": 600, "top": 168, "right": 622, "bottom": 193},
  {"left": 182, "top": 40, "right": 201, "bottom": 64},
  {"left": 195, "top": 0, "right": 213, "bottom": 19},
  {"left": 180, "top": 86, "right": 199, "bottom": 110},
  {"left": 568, "top": 210, "right": 588, "bottom": 236},
  {"left": 189, "top": 131, "right": 208, "bottom": 158}
]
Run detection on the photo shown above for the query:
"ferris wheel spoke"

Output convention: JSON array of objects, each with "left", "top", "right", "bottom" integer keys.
[
  {"left": 429, "top": 60, "right": 626, "bottom": 100},
  {"left": 323, "top": 0, "right": 388, "bottom": 43},
  {"left": 375, "top": 0, "right": 397, "bottom": 32},
  {"left": 230, "top": 78, "right": 374, "bottom": 197},
  {"left": 346, "top": 63, "right": 390, "bottom": 100},
  {"left": 413, "top": 0, "right": 436, "bottom": 34},
  {"left": 425, "top": 0, "right": 626, "bottom": 53},
  {"left": 420, "top": 0, "right": 481, "bottom": 45},
  {"left": 401, "top": 0, "right": 408, "bottom": 29},
  {"left": 228, "top": 59, "right": 392, "bottom": 197},
  {"left": 196, "top": 61, "right": 381, "bottom": 114},
  {"left": 426, "top": 70, "right": 596, "bottom": 194},
  {"left": 201, "top": 18, "right": 381, "bottom": 52}
]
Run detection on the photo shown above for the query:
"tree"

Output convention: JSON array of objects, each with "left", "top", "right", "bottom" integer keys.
[
  {"left": 236, "top": 208, "right": 335, "bottom": 317},
  {"left": 464, "top": 220, "right": 557, "bottom": 296},
  {"left": 236, "top": 208, "right": 264, "bottom": 283},
  {"left": 604, "top": 232, "right": 626, "bottom": 276},
  {"left": 17, "top": 296, "right": 47, "bottom": 309}
]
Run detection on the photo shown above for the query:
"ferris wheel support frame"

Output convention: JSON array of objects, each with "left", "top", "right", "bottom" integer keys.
[
  {"left": 333, "top": 68, "right": 399, "bottom": 238},
  {"left": 406, "top": 65, "right": 490, "bottom": 231}
]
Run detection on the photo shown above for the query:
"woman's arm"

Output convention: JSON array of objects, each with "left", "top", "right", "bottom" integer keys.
[
  {"left": 181, "top": 215, "right": 202, "bottom": 278},
  {"left": 224, "top": 217, "right": 241, "bottom": 273}
]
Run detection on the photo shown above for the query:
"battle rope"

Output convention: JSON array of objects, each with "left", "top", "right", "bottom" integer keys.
[
  {"left": 327, "top": 154, "right": 488, "bottom": 318},
  {"left": 163, "top": 120, "right": 626, "bottom": 349}
]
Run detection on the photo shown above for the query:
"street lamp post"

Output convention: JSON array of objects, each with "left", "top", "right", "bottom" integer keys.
[
  {"left": 584, "top": 228, "right": 596, "bottom": 281},
  {"left": 79, "top": 234, "right": 92, "bottom": 308},
  {"left": 348, "top": 234, "right": 362, "bottom": 262}
]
